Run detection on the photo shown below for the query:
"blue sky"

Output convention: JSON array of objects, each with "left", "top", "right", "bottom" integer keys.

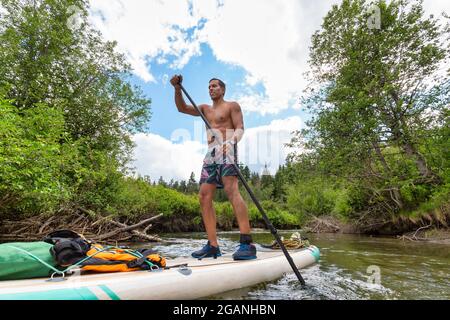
[
  {"left": 88, "top": 0, "right": 449, "bottom": 182},
  {"left": 135, "top": 43, "right": 308, "bottom": 138}
]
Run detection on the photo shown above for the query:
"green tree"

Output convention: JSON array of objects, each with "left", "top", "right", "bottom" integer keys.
[
  {"left": 179, "top": 180, "right": 187, "bottom": 193},
  {"left": 187, "top": 172, "right": 199, "bottom": 194},
  {"left": 0, "top": 0, "right": 153, "bottom": 217},
  {"left": 238, "top": 163, "right": 251, "bottom": 180},
  {"left": 250, "top": 172, "right": 260, "bottom": 187},
  {"left": 289, "top": 0, "right": 449, "bottom": 223},
  {"left": 307, "top": 0, "right": 448, "bottom": 181},
  {"left": 143, "top": 175, "right": 152, "bottom": 185},
  {"left": 0, "top": 0, "right": 151, "bottom": 163},
  {"left": 158, "top": 176, "right": 167, "bottom": 188},
  {"left": 261, "top": 164, "right": 274, "bottom": 189},
  {"left": 272, "top": 165, "right": 287, "bottom": 201},
  {"left": 0, "top": 97, "right": 72, "bottom": 214}
]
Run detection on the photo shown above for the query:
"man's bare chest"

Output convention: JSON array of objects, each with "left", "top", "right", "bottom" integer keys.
[{"left": 204, "top": 105, "right": 232, "bottom": 126}]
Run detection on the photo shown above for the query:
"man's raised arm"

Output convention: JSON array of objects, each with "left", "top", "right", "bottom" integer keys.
[{"left": 170, "top": 75, "right": 203, "bottom": 116}]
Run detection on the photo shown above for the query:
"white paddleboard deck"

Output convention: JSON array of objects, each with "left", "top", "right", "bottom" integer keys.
[{"left": 0, "top": 246, "right": 320, "bottom": 300}]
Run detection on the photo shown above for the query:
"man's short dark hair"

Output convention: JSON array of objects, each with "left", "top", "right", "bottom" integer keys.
[{"left": 209, "top": 78, "right": 226, "bottom": 93}]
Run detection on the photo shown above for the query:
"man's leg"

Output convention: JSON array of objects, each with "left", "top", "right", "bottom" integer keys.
[
  {"left": 222, "top": 176, "right": 251, "bottom": 234},
  {"left": 222, "top": 175, "right": 256, "bottom": 260},
  {"left": 199, "top": 182, "right": 218, "bottom": 247}
]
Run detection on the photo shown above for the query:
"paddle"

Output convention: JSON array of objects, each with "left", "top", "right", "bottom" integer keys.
[{"left": 177, "top": 80, "right": 306, "bottom": 286}]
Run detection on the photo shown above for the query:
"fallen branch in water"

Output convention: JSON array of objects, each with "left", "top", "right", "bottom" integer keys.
[
  {"left": 0, "top": 211, "right": 164, "bottom": 243},
  {"left": 105, "top": 219, "right": 162, "bottom": 242},
  {"left": 412, "top": 223, "right": 432, "bottom": 239},
  {"left": 398, "top": 223, "right": 433, "bottom": 241},
  {"left": 95, "top": 214, "right": 163, "bottom": 242},
  {"left": 309, "top": 216, "right": 340, "bottom": 233}
]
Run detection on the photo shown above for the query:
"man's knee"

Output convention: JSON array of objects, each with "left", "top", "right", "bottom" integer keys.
[
  {"left": 199, "top": 188, "right": 214, "bottom": 204},
  {"left": 224, "top": 184, "right": 240, "bottom": 201}
]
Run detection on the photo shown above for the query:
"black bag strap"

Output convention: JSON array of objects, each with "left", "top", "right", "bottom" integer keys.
[
  {"left": 43, "top": 230, "right": 87, "bottom": 245},
  {"left": 50, "top": 239, "right": 91, "bottom": 267}
]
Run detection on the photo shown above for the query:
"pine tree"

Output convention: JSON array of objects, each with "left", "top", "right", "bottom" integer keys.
[
  {"left": 179, "top": 181, "right": 187, "bottom": 193},
  {"left": 187, "top": 172, "right": 198, "bottom": 193},
  {"left": 158, "top": 176, "right": 167, "bottom": 187}
]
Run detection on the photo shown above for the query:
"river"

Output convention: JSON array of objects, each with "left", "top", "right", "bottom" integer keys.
[{"left": 143, "top": 230, "right": 449, "bottom": 300}]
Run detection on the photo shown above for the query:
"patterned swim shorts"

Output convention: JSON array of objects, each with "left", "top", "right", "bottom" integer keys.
[{"left": 199, "top": 144, "right": 238, "bottom": 189}]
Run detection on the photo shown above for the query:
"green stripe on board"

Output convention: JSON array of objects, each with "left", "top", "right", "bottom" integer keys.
[
  {"left": 98, "top": 285, "right": 120, "bottom": 300},
  {"left": 309, "top": 246, "right": 321, "bottom": 262},
  {"left": 0, "top": 287, "right": 99, "bottom": 300}
]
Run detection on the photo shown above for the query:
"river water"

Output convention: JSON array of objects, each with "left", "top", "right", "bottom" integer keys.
[{"left": 145, "top": 230, "right": 449, "bottom": 300}]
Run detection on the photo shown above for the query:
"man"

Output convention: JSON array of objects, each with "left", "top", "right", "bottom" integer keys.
[{"left": 170, "top": 75, "right": 257, "bottom": 260}]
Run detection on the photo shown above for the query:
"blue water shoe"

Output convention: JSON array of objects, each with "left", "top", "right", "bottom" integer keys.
[
  {"left": 232, "top": 243, "right": 257, "bottom": 260},
  {"left": 191, "top": 241, "right": 222, "bottom": 260}
]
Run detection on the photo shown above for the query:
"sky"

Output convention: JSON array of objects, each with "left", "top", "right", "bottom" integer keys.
[{"left": 86, "top": 0, "right": 450, "bottom": 182}]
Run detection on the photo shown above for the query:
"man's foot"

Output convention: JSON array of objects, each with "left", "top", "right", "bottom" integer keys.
[
  {"left": 191, "top": 241, "right": 222, "bottom": 260},
  {"left": 232, "top": 243, "right": 257, "bottom": 260}
]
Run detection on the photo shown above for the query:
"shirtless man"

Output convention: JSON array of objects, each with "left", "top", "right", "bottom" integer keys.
[{"left": 170, "top": 75, "right": 257, "bottom": 260}]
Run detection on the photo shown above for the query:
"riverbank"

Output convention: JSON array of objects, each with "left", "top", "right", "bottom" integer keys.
[
  {"left": 397, "top": 228, "right": 450, "bottom": 245},
  {"left": 1, "top": 211, "right": 449, "bottom": 244},
  {"left": 302, "top": 215, "right": 450, "bottom": 244}
]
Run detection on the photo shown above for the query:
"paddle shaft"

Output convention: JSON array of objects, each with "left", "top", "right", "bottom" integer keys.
[{"left": 178, "top": 84, "right": 306, "bottom": 286}]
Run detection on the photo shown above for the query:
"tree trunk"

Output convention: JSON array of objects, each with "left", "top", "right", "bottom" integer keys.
[
  {"left": 371, "top": 140, "right": 404, "bottom": 209},
  {"left": 388, "top": 91, "right": 441, "bottom": 184},
  {"left": 372, "top": 140, "right": 391, "bottom": 174},
  {"left": 402, "top": 141, "right": 440, "bottom": 183}
]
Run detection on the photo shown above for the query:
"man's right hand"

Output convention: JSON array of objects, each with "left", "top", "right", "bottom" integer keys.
[{"left": 170, "top": 74, "right": 183, "bottom": 89}]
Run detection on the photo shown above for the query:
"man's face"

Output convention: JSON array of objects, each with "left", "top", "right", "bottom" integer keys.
[{"left": 209, "top": 80, "right": 224, "bottom": 99}]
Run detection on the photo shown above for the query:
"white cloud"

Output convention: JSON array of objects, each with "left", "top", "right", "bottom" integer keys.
[
  {"left": 89, "top": 0, "right": 202, "bottom": 82},
  {"left": 88, "top": 0, "right": 450, "bottom": 115},
  {"left": 198, "top": 0, "right": 341, "bottom": 115},
  {"left": 422, "top": 0, "right": 450, "bottom": 19},
  {"left": 87, "top": 0, "right": 340, "bottom": 114},
  {"left": 130, "top": 116, "right": 305, "bottom": 181},
  {"left": 130, "top": 132, "right": 205, "bottom": 182}
]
